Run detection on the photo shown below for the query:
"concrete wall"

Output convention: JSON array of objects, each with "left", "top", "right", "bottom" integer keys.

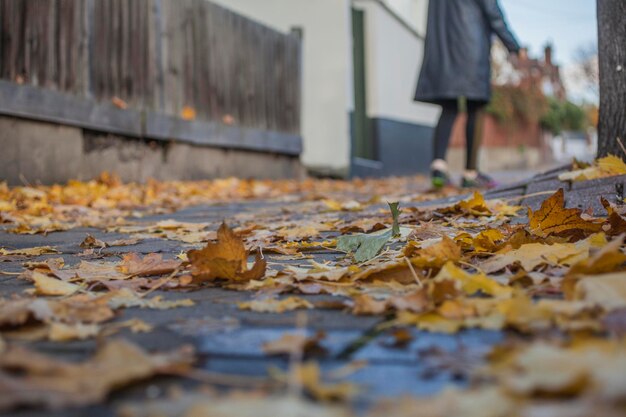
[
  {"left": 0, "top": 116, "right": 303, "bottom": 185},
  {"left": 210, "top": 0, "right": 354, "bottom": 176}
]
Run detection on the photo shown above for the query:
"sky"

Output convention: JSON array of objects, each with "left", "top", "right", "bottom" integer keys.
[
  {"left": 499, "top": 0, "right": 597, "bottom": 66},
  {"left": 499, "top": 0, "right": 598, "bottom": 102}
]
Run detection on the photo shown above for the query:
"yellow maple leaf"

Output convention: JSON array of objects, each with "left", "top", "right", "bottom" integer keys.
[
  {"left": 405, "top": 236, "right": 461, "bottom": 268},
  {"left": 560, "top": 154, "right": 626, "bottom": 182},
  {"left": 434, "top": 262, "right": 512, "bottom": 298},
  {"left": 441, "top": 191, "right": 492, "bottom": 216},
  {"left": 481, "top": 240, "right": 594, "bottom": 273},
  {"left": 455, "top": 229, "right": 504, "bottom": 252},
  {"left": 528, "top": 189, "right": 602, "bottom": 238},
  {"left": 597, "top": 154, "right": 626, "bottom": 175}
]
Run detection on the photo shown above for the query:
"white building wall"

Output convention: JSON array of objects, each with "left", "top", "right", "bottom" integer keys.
[
  {"left": 210, "top": 0, "right": 353, "bottom": 175},
  {"left": 383, "top": 0, "right": 429, "bottom": 36},
  {"left": 354, "top": 0, "right": 439, "bottom": 127}
]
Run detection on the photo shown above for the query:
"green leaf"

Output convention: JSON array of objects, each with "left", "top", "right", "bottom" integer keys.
[
  {"left": 388, "top": 202, "right": 400, "bottom": 237},
  {"left": 336, "top": 202, "right": 401, "bottom": 263},
  {"left": 337, "top": 228, "right": 393, "bottom": 263}
]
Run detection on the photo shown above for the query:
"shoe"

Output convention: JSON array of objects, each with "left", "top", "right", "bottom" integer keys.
[
  {"left": 430, "top": 159, "right": 450, "bottom": 188},
  {"left": 461, "top": 171, "right": 497, "bottom": 189},
  {"left": 431, "top": 169, "right": 450, "bottom": 188}
]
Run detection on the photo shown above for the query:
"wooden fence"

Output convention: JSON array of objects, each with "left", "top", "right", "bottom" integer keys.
[{"left": 0, "top": 0, "right": 302, "bottom": 152}]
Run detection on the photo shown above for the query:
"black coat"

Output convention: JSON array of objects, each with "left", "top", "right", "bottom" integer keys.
[{"left": 414, "top": 0, "right": 520, "bottom": 104}]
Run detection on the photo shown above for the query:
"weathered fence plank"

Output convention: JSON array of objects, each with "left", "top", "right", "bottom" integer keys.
[{"left": 0, "top": 0, "right": 301, "bottom": 136}]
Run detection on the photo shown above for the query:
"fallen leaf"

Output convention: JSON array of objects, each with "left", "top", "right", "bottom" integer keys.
[
  {"left": 106, "top": 288, "right": 195, "bottom": 310},
  {"left": 48, "top": 322, "right": 100, "bottom": 342},
  {"left": 0, "top": 246, "right": 59, "bottom": 256},
  {"left": 574, "top": 272, "right": 626, "bottom": 311},
  {"left": 336, "top": 202, "right": 401, "bottom": 263},
  {"left": 281, "top": 362, "right": 360, "bottom": 402},
  {"left": 559, "top": 154, "right": 626, "bottom": 182},
  {"left": 238, "top": 296, "right": 313, "bottom": 313},
  {"left": 352, "top": 290, "right": 429, "bottom": 315},
  {"left": 107, "top": 238, "right": 141, "bottom": 247},
  {"left": 433, "top": 262, "right": 512, "bottom": 298},
  {"left": 528, "top": 189, "right": 601, "bottom": 238},
  {"left": 323, "top": 199, "right": 363, "bottom": 212},
  {"left": 337, "top": 228, "right": 393, "bottom": 263},
  {"left": 562, "top": 235, "right": 626, "bottom": 297},
  {"left": 440, "top": 191, "right": 492, "bottom": 216},
  {"left": 405, "top": 236, "right": 461, "bottom": 268},
  {"left": 187, "top": 223, "right": 266, "bottom": 282},
  {"left": 601, "top": 197, "right": 626, "bottom": 236},
  {"left": 368, "top": 387, "right": 514, "bottom": 417},
  {"left": 180, "top": 106, "right": 196, "bottom": 120},
  {"left": 388, "top": 328, "right": 413, "bottom": 348},
  {"left": 119, "top": 392, "right": 352, "bottom": 417},
  {"left": 0, "top": 339, "right": 194, "bottom": 411},
  {"left": 118, "top": 253, "right": 181, "bottom": 277},
  {"left": 79, "top": 234, "right": 107, "bottom": 249},
  {"left": 481, "top": 234, "right": 605, "bottom": 273},
  {"left": 497, "top": 340, "right": 626, "bottom": 400},
  {"left": 262, "top": 331, "right": 326, "bottom": 356},
  {"left": 351, "top": 294, "right": 387, "bottom": 315},
  {"left": 111, "top": 96, "right": 128, "bottom": 109},
  {"left": 31, "top": 271, "right": 81, "bottom": 296}
]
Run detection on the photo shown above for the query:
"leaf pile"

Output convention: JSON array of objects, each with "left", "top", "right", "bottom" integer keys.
[{"left": 2, "top": 165, "right": 626, "bottom": 414}]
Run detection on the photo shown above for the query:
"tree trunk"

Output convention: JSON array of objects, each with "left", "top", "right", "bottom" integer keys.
[{"left": 596, "top": 0, "right": 626, "bottom": 157}]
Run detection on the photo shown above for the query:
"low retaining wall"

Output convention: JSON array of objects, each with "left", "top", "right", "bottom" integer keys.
[{"left": 0, "top": 116, "right": 303, "bottom": 185}]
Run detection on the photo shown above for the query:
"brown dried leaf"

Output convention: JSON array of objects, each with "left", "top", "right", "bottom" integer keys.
[
  {"left": 440, "top": 191, "right": 492, "bottom": 216},
  {"left": 187, "top": 223, "right": 266, "bottom": 282},
  {"left": 574, "top": 272, "right": 626, "bottom": 311},
  {"left": 262, "top": 331, "right": 326, "bottom": 356},
  {"left": 528, "top": 189, "right": 601, "bottom": 238},
  {"left": 0, "top": 339, "right": 194, "bottom": 411},
  {"left": 601, "top": 197, "right": 626, "bottom": 236},
  {"left": 433, "top": 262, "right": 512, "bottom": 298},
  {"left": 0, "top": 246, "right": 59, "bottom": 256},
  {"left": 405, "top": 236, "right": 461, "bottom": 269},
  {"left": 119, "top": 392, "right": 352, "bottom": 417},
  {"left": 238, "top": 296, "right": 313, "bottom": 313},
  {"left": 118, "top": 253, "right": 181, "bottom": 277},
  {"left": 47, "top": 322, "right": 100, "bottom": 342},
  {"left": 31, "top": 271, "right": 81, "bottom": 296},
  {"left": 562, "top": 235, "right": 626, "bottom": 298},
  {"left": 105, "top": 288, "right": 194, "bottom": 310},
  {"left": 80, "top": 234, "right": 107, "bottom": 249},
  {"left": 283, "top": 362, "right": 360, "bottom": 402}
]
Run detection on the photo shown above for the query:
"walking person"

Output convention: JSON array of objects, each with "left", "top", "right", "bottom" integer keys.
[{"left": 415, "top": 0, "right": 521, "bottom": 188}]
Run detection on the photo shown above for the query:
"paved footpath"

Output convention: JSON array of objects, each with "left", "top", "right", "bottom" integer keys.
[{"left": 1, "top": 167, "right": 626, "bottom": 416}]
